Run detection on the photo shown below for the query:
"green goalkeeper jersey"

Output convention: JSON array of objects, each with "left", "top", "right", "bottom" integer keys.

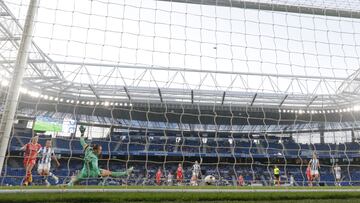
[
  {"left": 67, "top": 135, "right": 132, "bottom": 186},
  {"left": 79, "top": 137, "right": 101, "bottom": 178}
]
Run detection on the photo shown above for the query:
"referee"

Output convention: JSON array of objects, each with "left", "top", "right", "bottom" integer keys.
[{"left": 274, "top": 165, "right": 280, "bottom": 186}]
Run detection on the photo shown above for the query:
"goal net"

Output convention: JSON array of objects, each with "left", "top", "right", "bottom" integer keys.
[{"left": 0, "top": 0, "right": 360, "bottom": 187}]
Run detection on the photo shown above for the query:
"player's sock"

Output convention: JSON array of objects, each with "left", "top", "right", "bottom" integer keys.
[
  {"left": 111, "top": 171, "right": 127, "bottom": 177},
  {"left": 24, "top": 177, "right": 28, "bottom": 185},
  {"left": 49, "top": 172, "right": 59, "bottom": 184},
  {"left": 23, "top": 177, "right": 29, "bottom": 186},
  {"left": 44, "top": 177, "right": 50, "bottom": 186},
  {"left": 28, "top": 174, "right": 33, "bottom": 183},
  {"left": 100, "top": 176, "right": 109, "bottom": 186},
  {"left": 111, "top": 167, "right": 134, "bottom": 177},
  {"left": 67, "top": 178, "right": 76, "bottom": 187},
  {"left": 127, "top": 166, "right": 134, "bottom": 175},
  {"left": 67, "top": 175, "right": 79, "bottom": 187}
]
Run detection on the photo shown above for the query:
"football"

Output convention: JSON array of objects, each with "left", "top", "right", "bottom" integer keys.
[{"left": 204, "top": 175, "right": 216, "bottom": 185}]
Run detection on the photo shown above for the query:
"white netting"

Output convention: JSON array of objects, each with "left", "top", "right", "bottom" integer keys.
[{"left": 0, "top": 0, "right": 360, "bottom": 187}]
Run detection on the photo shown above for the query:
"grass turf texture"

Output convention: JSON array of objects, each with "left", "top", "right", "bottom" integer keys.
[
  {"left": 2, "top": 185, "right": 360, "bottom": 190},
  {"left": 33, "top": 120, "right": 62, "bottom": 132},
  {"left": 2, "top": 187, "right": 360, "bottom": 202},
  {"left": 1, "top": 191, "right": 360, "bottom": 203}
]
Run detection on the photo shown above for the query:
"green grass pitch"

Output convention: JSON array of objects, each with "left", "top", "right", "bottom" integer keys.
[
  {"left": 33, "top": 120, "right": 62, "bottom": 132},
  {"left": 2, "top": 186, "right": 360, "bottom": 202}
]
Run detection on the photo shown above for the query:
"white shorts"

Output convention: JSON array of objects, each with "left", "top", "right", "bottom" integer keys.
[
  {"left": 311, "top": 170, "right": 319, "bottom": 176},
  {"left": 336, "top": 174, "right": 341, "bottom": 180},
  {"left": 37, "top": 163, "right": 51, "bottom": 173},
  {"left": 192, "top": 171, "right": 200, "bottom": 177}
]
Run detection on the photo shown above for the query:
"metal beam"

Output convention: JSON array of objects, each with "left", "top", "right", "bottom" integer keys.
[
  {"left": 191, "top": 90, "right": 194, "bottom": 104},
  {"left": 158, "top": 88, "right": 163, "bottom": 103},
  {"left": 0, "top": 37, "right": 21, "bottom": 41},
  {"left": 23, "top": 76, "right": 59, "bottom": 80},
  {"left": 307, "top": 96, "right": 318, "bottom": 108},
  {"left": 279, "top": 95, "right": 288, "bottom": 107},
  {"left": 158, "top": 0, "right": 360, "bottom": 19},
  {"left": 221, "top": 91, "right": 226, "bottom": 105},
  {"left": 0, "top": 1, "right": 65, "bottom": 80},
  {"left": 88, "top": 84, "right": 100, "bottom": 100},
  {"left": 0, "top": 59, "right": 46, "bottom": 64},
  {"left": 27, "top": 60, "right": 351, "bottom": 81},
  {"left": 0, "top": 12, "right": 9, "bottom": 16},
  {"left": 250, "top": 93, "right": 257, "bottom": 106},
  {"left": 123, "top": 86, "right": 131, "bottom": 101}
]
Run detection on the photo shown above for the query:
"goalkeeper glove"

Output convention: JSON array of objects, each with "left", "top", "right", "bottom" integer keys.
[{"left": 79, "top": 125, "right": 86, "bottom": 135}]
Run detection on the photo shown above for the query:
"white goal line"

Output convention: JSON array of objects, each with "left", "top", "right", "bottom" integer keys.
[{"left": 1, "top": 188, "right": 360, "bottom": 193}]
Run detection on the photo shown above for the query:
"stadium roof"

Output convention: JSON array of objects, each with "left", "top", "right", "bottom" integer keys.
[{"left": 1, "top": 0, "right": 360, "bottom": 110}]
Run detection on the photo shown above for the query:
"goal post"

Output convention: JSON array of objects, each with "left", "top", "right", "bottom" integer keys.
[{"left": 0, "top": 0, "right": 39, "bottom": 174}]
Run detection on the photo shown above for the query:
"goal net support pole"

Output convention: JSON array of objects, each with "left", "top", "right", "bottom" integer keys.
[{"left": 0, "top": 0, "right": 39, "bottom": 174}]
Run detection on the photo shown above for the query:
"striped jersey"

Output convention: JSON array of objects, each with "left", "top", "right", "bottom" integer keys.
[
  {"left": 309, "top": 158, "right": 319, "bottom": 171},
  {"left": 38, "top": 147, "right": 55, "bottom": 165},
  {"left": 192, "top": 163, "right": 201, "bottom": 174},
  {"left": 334, "top": 166, "right": 341, "bottom": 176}
]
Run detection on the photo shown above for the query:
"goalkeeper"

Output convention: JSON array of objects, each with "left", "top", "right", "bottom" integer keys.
[{"left": 67, "top": 125, "right": 133, "bottom": 186}]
